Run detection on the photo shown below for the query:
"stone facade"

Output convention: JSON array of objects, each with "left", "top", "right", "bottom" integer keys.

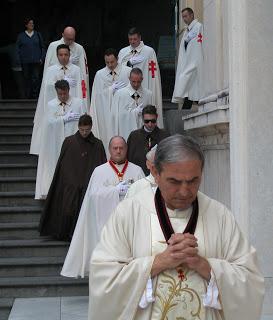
[{"left": 178, "top": 0, "right": 273, "bottom": 318}]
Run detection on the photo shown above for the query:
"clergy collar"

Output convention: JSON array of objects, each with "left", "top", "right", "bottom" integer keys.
[
  {"left": 143, "top": 125, "right": 156, "bottom": 133},
  {"left": 57, "top": 96, "right": 72, "bottom": 106},
  {"left": 129, "top": 41, "right": 144, "bottom": 53},
  {"left": 166, "top": 206, "right": 192, "bottom": 219},
  {"left": 58, "top": 62, "right": 72, "bottom": 70},
  {"left": 187, "top": 19, "right": 198, "bottom": 31},
  {"left": 106, "top": 63, "right": 121, "bottom": 77},
  {"left": 127, "top": 83, "right": 143, "bottom": 97}
]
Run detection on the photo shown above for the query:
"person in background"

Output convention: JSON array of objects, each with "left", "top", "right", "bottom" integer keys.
[{"left": 15, "top": 18, "right": 46, "bottom": 98}]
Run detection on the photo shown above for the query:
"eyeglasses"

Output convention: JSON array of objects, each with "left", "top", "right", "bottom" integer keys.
[{"left": 144, "top": 119, "right": 156, "bottom": 124}]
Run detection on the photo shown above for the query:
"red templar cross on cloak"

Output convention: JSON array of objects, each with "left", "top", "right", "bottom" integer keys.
[
  {"left": 149, "top": 60, "right": 157, "bottom": 78},
  {"left": 81, "top": 80, "right": 87, "bottom": 98},
  {"left": 197, "top": 33, "right": 203, "bottom": 43}
]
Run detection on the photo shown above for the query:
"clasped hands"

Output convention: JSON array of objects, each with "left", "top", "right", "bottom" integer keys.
[{"left": 151, "top": 233, "right": 211, "bottom": 280}]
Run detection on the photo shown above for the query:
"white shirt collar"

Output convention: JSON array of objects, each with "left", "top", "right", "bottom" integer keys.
[
  {"left": 106, "top": 63, "right": 121, "bottom": 77},
  {"left": 187, "top": 19, "right": 198, "bottom": 31},
  {"left": 57, "top": 96, "right": 72, "bottom": 106},
  {"left": 25, "top": 30, "right": 34, "bottom": 37},
  {"left": 127, "top": 83, "right": 143, "bottom": 97},
  {"left": 130, "top": 41, "right": 144, "bottom": 53}
]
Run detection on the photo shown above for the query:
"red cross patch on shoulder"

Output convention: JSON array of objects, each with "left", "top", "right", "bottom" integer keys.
[{"left": 197, "top": 33, "right": 203, "bottom": 43}]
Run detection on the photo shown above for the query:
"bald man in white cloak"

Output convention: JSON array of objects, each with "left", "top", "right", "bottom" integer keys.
[{"left": 43, "top": 26, "right": 89, "bottom": 108}]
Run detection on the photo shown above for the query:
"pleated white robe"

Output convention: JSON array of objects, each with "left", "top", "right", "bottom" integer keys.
[
  {"left": 119, "top": 41, "right": 163, "bottom": 127},
  {"left": 61, "top": 161, "right": 144, "bottom": 278},
  {"left": 43, "top": 37, "right": 90, "bottom": 107},
  {"left": 90, "top": 63, "right": 131, "bottom": 152},
  {"left": 30, "top": 63, "right": 84, "bottom": 155},
  {"left": 172, "top": 19, "right": 204, "bottom": 104},
  {"left": 111, "top": 84, "right": 152, "bottom": 141},
  {"left": 35, "top": 97, "right": 85, "bottom": 199}
]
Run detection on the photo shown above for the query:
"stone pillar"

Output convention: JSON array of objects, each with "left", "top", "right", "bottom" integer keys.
[{"left": 228, "top": 0, "right": 273, "bottom": 318}]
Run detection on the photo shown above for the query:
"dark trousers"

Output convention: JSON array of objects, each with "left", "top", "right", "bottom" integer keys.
[{"left": 22, "top": 63, "right": 41, "bottom": 99}]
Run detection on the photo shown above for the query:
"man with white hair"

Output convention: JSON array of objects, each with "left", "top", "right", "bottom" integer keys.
[
  {"left": 126, "top": 145, "right": 157, "bottom": 198},
  {"left": 89, "top": 134, "right": 264, "bottom": 320}
]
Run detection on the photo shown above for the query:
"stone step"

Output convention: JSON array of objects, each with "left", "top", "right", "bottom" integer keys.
[
  {"left": 0, "top": 133, "right": 31, "bottom": 143},
  {"left": 0, "top": 99, "right": 37, "bottom": 109},
  {"left": 0, "top": 151, "right": 36, "bottom": 164},
  {"left": 0, "top": 177, "right": 36, "bottom": 192},
  {"left": 0, "top": 115, "right": 34, "bottom": 126},
  {"left": 0, "top": 239, "right": 69, "bottom": 258},
  {"left": 0, "top": 191, "right": 37, "bottom": 206},
  {"left": 0, "top": 164, "right": 36, "bottom": 177},
  {"left": 0, "top": 276, "right": 88, "bottom": 299},
  {"left": 0, "top": 298, "right": 13, "bottom": 320},
  {"left": 0, "top": 124, "right": 33, "bottom": 134},
  {"left": 0, "top": 256, "right": 64, "bottom": 277},
  {"left": 0, "top": 222, "right": 39, "bottom": 240},
  {"left": 0, "top": 110, "right": 35, "bottom": 117},
  {"left": 0, "top": 142, "right": 30, "bottom": 152},
  {"left": 0, "top": 206, "right": 42, "bottom": 223}
]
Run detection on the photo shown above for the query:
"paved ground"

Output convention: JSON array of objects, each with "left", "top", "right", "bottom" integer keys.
[{"left": 8, "top": 296, "right": 88, "bottom": 320}]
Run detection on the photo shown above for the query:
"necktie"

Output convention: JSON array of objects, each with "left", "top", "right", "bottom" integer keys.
[
  {"left": 62, "top": 66, "right": 67, "bottom": 75},
  {"left": 131, "top": 92, "right": 140, "bottom": 105},
  {"left": 110, "top": 71, "right": 116, "bottom": 81},
  {"left": 60, "top": 102, "right": 66, "bottom": 112}
]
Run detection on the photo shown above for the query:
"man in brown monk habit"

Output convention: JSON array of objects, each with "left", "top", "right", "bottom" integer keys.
[{"left": 39, "top": 114, "right": 106, "bottom": 241}]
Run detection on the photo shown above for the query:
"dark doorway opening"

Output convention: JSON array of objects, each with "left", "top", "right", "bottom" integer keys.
[{"left": 0, "top": 0, "right": 175, "bottom": 99}]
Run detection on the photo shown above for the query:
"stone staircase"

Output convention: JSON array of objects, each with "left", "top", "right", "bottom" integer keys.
[{"left": 0, "top": 100, "right": 88, "bottom": 320}]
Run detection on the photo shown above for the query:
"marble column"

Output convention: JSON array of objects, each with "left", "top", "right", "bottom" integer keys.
[{"left": 228, "top": 0, "right": 273, "bottom": 318}]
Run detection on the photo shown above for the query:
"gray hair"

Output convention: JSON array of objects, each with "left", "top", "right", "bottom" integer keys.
[
  {"left": 154, "top": 134, "right": 204, "bottom": 173},
  {"left": 146, "top": 144, "right": 157, "bottom": 162}
]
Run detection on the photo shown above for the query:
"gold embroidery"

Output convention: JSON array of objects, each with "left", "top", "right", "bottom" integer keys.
[{"left": 155, "top": 271, "right": 202, "bottom": 320}]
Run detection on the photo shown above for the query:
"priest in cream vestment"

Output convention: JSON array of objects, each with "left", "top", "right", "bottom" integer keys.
[
  {"left": 119, "top": 27, "right": 163, "bottom": 127},
  {"left": 126, "top": 145, "right": 157, "bottom": 198},
  {"left": 61, "top": 136, "right": 144, "bottom": 278},
  {"left": 89, "top": 135, "right": 264, "bottom": 320},
  {"left": 90, "top": 48, "right": 131, "bottom": 152}
]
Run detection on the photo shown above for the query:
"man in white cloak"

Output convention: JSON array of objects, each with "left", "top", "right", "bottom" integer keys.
[
  {"left": 89, "top": 134, "right": 264, "bottom": 320},
  {"left": 172, "top": 8, "right": 204, "bottom": 109},
  {"left": 118, "top": 27, "right": 163, "bottom": 127},
  {"left": 90, "top": 48, "right": 131, "bottom": 152},
  {"left": 126, "top": 145, "right": 157, "bottom": 198},
  {"left": 30, "top": 44, "right": 84, "bottom": 155},
  {"left": 61, "top": 136, "right": 144, "bottom": 278},
  {"left": 35, "top": 80, "right": 85, "bottom": 199},
  {"left": 43, "top": 26, "right": 89, "bottom": 106},
  {"left": 112, "top": 68, "right": 152, "bottom": 141}
]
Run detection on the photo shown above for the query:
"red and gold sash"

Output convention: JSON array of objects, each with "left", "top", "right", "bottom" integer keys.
[{"left": 108, "top": 160, "right": 129, "bottom": 181}]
